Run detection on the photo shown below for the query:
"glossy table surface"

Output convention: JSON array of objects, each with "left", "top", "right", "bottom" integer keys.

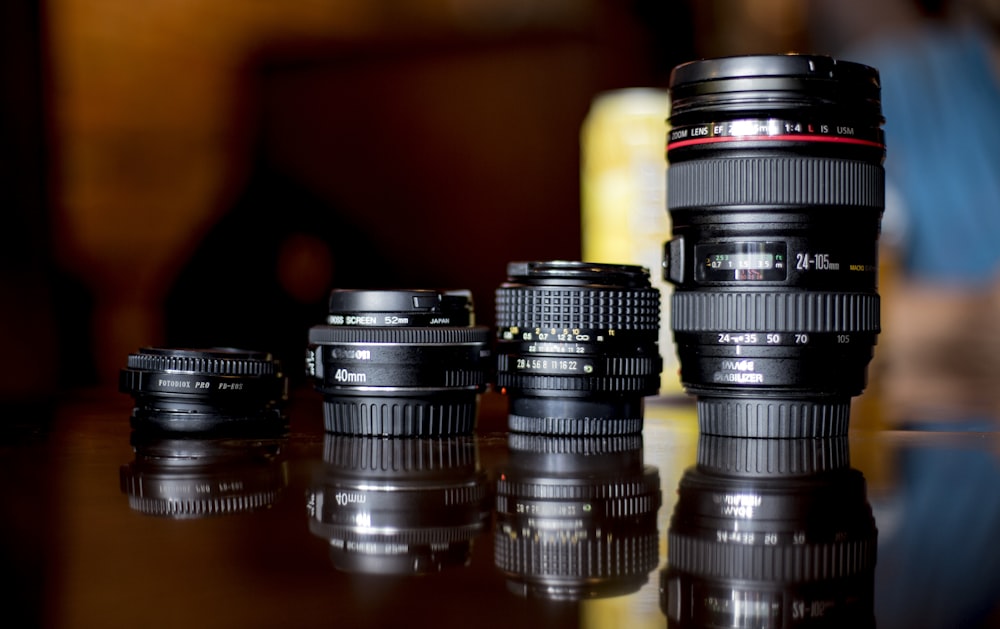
[{"left": 3, "top": 388, "right": 999, "bottom": 628}]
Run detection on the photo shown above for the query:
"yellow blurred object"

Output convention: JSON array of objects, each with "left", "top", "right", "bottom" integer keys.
[{"left": 581, "top": 88, "right": 681, "bottom": 396}]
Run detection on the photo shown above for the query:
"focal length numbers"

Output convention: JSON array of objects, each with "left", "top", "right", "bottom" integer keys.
[
  {"left": 715, "top": 333, "right": 853, "bottom": 345},
  {"left": 795, "top": 252, "right": 839, "bottom": 271}
]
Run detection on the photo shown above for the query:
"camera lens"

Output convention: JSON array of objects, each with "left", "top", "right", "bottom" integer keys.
[
  {"left": 306, "top": 289, "right": 490, "bottom": 437},
  {"left": 494, "top": 433, "right": 661, "bottom": 600},
  {"left": 663, "top": 54, "right": 885, "bottom": 437},
  {"left": 494, "top": 261, "right": 662, "bottom": 435},
  {"left": 660, "top": 435, "right": 877, "bottom": 627},
  {"left": 306, "top": 435, "right": 489, "bottom": 575},
  {"left": 119, "top": 347, "right": 288, "bottom": 432}
]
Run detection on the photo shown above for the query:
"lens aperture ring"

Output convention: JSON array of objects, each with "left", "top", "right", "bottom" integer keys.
[
  {"left": 668, "top": 157, "right": 883, "bottom": 210},
  {"left": 672, "top": 291, "right": 879, "bottom": 333}
]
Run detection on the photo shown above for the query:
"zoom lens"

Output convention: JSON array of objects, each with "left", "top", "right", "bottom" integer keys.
[
  {"left": 307, "top": 435, "right": 489, "bottom": 575},
  {"left": 660, "top": 435, "right": 877, "bottom": 627},
  {"left": 119, "top": 347, "right": 288, "bottom": 432},
  {"left": 306, "top": 289, "right": 490, "bottom": 436},
  {"left": 495, "top": 261, "right": 662, "bottom": 435},
  {"left": 663, "top": 55, "right": 885, "bottom": 437},
  {"left": 495, "top": 433, "right": 661, "bottom": 600}
]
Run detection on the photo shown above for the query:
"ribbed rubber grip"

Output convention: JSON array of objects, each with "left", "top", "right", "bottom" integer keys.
[
  {"left": 495, "top": 287, "right": 660, "bottom": 331},
  {"left": 672, "top": 291, "right": 880, "bottom": 333},
  {"left": 323, "top": 396, "right": 478, "bottom": 436},
  {"left": 668, "top": 157, "right": 884, "bottom": 209},
  {"left": 696, "top": 435, "right": 850, "bottom": 476},
  {"left": 696, "top": 397, "right": 851, "bottom": 437}
]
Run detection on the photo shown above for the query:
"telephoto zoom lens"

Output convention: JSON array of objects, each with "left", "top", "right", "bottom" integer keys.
[
  {"left": 663, "top": 54, "right": 885, "bottom": 437},
  {"left": 495, "top": 261, "right": 662, "bottom": 435},
  {"left": 119, "top": 347, "right": 288, "bottom": 433},
  {"left": 306, "top": 289, "right": 490, "bottom": 436}
]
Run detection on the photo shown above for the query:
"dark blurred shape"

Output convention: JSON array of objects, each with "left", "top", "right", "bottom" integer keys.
[
  {"left": 164, "top": 164, "right": 397, "bottom": 384},
  {"left": 307, "top": 434, "right": 489, "bottom": 576},
  {"left": 120, "top": 430, "right": 289, "bottom": 519},
  {"left": 661, "top": 435, "right": 877, "bottom": 627},
  {"left": 495, "top": 432, "right": 661, "bottom": 600}
]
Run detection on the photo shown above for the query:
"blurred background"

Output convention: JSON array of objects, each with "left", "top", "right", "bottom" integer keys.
[{"left": 4, "top": 0, "right": 998, "bottom": 413}]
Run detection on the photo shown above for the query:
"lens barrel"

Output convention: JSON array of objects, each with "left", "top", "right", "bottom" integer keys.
[
  {"left": 660, "top": 435, "right": 877, "bottom": 627},
  {"left": 307, "top": 435, "right": 489, "bottom": 575},
  {"left": 495, "top": 433, "right": 661, "bottom": 599},
  {"left": 119, "top": 347, "right": 288, "bottom": 432},
  {"left": 307, "top": 289, "right": 490, "bottom": 436},
  {"left": 494, "top": 261, "right": 662, "bottom": 435},
  {"left": 663, "top": 54, "right": 886, "bottom": 437}
]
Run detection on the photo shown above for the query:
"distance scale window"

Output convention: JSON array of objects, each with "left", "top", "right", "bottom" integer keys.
[{"left": 696, "top": 242, "right": 787, "bottom": 282}]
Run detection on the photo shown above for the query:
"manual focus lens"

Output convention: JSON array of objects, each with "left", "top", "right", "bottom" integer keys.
[
  {"left": 494, "top": 261, "right": 662, "bottom": 435},
  {"left": 663, "top": 54, "right": 886, "bottom": 437},
  {"left": 306, "top": 289, "right": 490, "bottom": 436}
]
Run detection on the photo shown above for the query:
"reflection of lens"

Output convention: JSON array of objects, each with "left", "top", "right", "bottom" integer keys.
[
  {"left": 119, "top": 347, "right": 288, "bottom": 432},
  {"left": 495, "top": 432, "right": 661, "bottom": 600},
  {"left": 119, "top": 431, "right": 288, "bottom": 519},
  {"left": 306, "top": 289, "right": 490, "bottom": 436},
  {"left": 661, "top": 435, "right": 877, "bottom": 627},
  {"left": 307, "top": 435, "right": 489, "bottom": 575},
  {"left": 664, "top": 55, "right": 886, "bottom": 437},
  {"left": 494, "top": 261, "right": 662, "bottom": 435}
]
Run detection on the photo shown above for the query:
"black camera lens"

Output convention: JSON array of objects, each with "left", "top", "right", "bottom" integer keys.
[
  {"left": 660, "top": 435, "right": 877, "bottom": 627},
  {"left": 306, "top": 289, "right": 491, "bottom": 437},
  {"left": 119, "top": 347, "right": 288, "bottom": 432},
  {"left": 307, "top": 435, "right": 489, "bottom": 575},
  {"left": 494, "top": 261, "right": 662, "bottom": 435},
  {"left": 663, "top": 54, "right": 885, "bottom": 437},
  {"left": 120, "top": 432, "right": 288, "bottom": 519},
  {"left": 494, "top": 433, "right": 661, "bottom": 600}
]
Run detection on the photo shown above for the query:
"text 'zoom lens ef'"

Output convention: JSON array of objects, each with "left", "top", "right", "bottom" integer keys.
[
  {"left": 495, "top": 261, "right": 662, "bottom": 435},
  {"left": 664, "top": 54, "right": 886, "bottom": 437},
  {"left": 306, "top": 289, "right": 490, "bottom": 436}
]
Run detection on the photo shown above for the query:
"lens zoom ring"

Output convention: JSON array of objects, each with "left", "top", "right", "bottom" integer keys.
[
  {"left": 667, "top": 532, "right": 877, "bottom": 582},
  {"left": 697, "top": 398, "right": 850, "bottom": 438},
  {"left": 495, "top": 288, "right": 660, "bottom": 330},
  {"left": 125, "top": 353, "right": 277, "bottom": 376},
  {"left": 323, "top": 400, "right": 477, "bottom": 437},
  {"left": 668, "top": 157, "right": 884, "bottom": 209},
  {"left": 672, "top": 292, "right": 879, "bottom": 333}
]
